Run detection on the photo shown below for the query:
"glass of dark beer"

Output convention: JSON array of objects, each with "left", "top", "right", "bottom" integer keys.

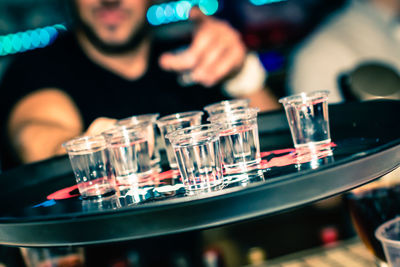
[{"left": 346, "top": 167, "right": 400, "bottom": 266}]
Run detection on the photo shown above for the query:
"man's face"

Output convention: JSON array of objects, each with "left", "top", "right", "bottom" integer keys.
[{"left": 74, "top": 0, "right": 149, "bottom": 47}]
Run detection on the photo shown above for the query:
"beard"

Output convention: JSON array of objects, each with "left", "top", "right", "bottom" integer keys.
[{"left": 67, "top": 0, "right": 151, "bottom": 55}]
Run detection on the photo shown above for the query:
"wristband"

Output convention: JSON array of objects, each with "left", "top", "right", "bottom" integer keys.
[{"left": 223, "top": 52, "right": 267, "bottom": 97}]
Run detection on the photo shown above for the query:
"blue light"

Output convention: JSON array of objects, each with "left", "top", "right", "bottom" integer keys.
[
  {"left": 249, "top": 0, "right": 286, "bottom": 6},
  {"left": 44, "top": 26, "right": 58, "bottom": 44}
]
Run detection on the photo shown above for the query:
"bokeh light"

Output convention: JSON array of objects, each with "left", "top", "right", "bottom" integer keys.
[
  {"left": 249, "top": 0, "right": 286, "bottom": 6},
  {"left": 0, "top": 24, "right": 62, "bottom": 56},
  {"left": 198, "top": 0, "right": 219, "bottom": 16},
  {"left": 147, "top": 0, "right": 220, "bottom": 26}
]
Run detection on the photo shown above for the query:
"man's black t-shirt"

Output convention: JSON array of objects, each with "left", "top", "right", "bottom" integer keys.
[
  {"left": 1, "top": 32, "right": 227, "bottom": 127},
  {"left": 0, "top": 32, "right": 227, "bottom": 168}
]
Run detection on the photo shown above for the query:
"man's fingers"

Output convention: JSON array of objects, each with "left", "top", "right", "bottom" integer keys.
[
  {"left": 189, "top": 7, "right": 207, "bottom": 21},
  {"left": 159, "top": 25, "right": 217, "bottom": 72}
]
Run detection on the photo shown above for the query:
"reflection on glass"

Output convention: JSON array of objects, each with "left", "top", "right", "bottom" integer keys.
[{"left": 82, "top": 194, "right": 121, "bottom": 212}]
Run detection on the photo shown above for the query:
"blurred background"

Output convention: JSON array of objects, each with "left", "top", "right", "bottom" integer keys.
[
  {"left": 0, "top": 0, "right": 346, "bottom": 98},
  {"left": 0, "top": 0, "right": 359, "bottom": 266}
]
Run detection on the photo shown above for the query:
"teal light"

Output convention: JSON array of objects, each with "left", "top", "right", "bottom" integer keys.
[
  {"left": 249, "top": 0, "right": 286, "bottom": 6},
  {"left": 146, "top": 5, "right": 160, "bottom": 25},
  {"left": 39, "top": 28, "right": 50, "bottom": 48},
  {"left": 12, "top": 33, "right": 22, "bottom": 52},
  {"left": 176, "top": 1, "right": 192, "bottom": 20},
  {"left": 0, "top": 37, "right": 3, "bottom": 56},
  {"left": 30, "top": 30, "right": 41, "bottom": 48},
  {"left": 2, "top": 35, "right": 13, "bottom": 54},
  {"left": 0, "top": 24, "right": 64, "bottom": 56},
  {"left": 147, "top": 0, "right": 197, "bottom": 26},
  {"left": 164, "top": 3, "right": 175, "bottom": 22},
  {"left": 199, "top": 0, "right": 219, "bottom": 15},
  {"left": 21, "top": 32, "right": 32, "bottom": 51},
  {"left": 44, "top": 26, "right": 58, "bottom": 43},
  {"left": 155, "top": 5, "right": 165, "bottom": 24}
]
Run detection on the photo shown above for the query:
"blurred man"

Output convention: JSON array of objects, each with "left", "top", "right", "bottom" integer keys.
[
  {"left": 288, "top": 0, "right": 400, "bottom": 103},
  {"left": 0, "top": 0, "right": 280, "bottom": 167}
]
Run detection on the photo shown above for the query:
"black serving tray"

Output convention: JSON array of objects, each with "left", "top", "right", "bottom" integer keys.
[{"left": 0, "top": 100, "right": 398, "bottom": 247}]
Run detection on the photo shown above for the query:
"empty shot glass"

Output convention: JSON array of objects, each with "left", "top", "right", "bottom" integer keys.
[
  {"left": 156, "top": 111, "right": 204, "bottom": 170},
  {"left": 117, "top": 113, "right": 161, "bottom": 172},
  {"left": 63, "top": 135, "right": 117, "bottom": 199},
  {"left": 166, "top": 124, "right": 223, "bottom": 194},
  {"left": 103, "top": 124, "right": 153, "bottom": 194},
  {"left": 204, "top": 99, "right": 250, "bottom": 117},
  {"left": 208, "top": 108, "right": 261, "bottom": 174},
  {"left": 279, "top": 91, "right": 331, "bottom": 149},
  {"left": 376, "top": 217, "right": 400, "bottom": 266}
]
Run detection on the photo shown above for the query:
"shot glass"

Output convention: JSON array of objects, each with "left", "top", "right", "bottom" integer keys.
[
  {"left": 103, "top": 124, "right": 153, "bottom": 194},
  {"left": 117, "top": 113, "right": 161, "bottom": 172},
  {"left": 208, "top": 108, "right": 261, "bottom": 175},
  {"left": 156, "top": 111, "right": 204, "bottom": 170},
  {"left": 63, "top": 135, "right": 116, "bottom": 199},
  {"left": 376, "top": 217, "right": 400, "bottom": 266},
  {"left": 204, "top": 99, "right": 250, "bottom": 117},
  {"left": 279, "top": 91, "right": 331, "bottom": 149},
  {"left": 166, "top": 124, "right": 223, "bottom": 194}
]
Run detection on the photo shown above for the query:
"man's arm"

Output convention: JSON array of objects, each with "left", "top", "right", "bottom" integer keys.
[
  {"left": 159, "top": 8, "right": 280, "bottom": 111},
  {"left": 8, "top": 89, "right": 83, "bottom": 163}
]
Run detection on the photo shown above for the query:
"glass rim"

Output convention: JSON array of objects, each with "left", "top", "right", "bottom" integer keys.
[
  {"left": 207, "top": 107, "right": 259, "bottom": 123},
  {"left": 165, "top": 124, "right": 221, "bottom": 143},
  {"left": 101, "top": 124, "right": 147, "bottom": 139},
  {"left": 375, "top": 216, "right": 400, "bottom": 247},
  {"left": 156, "top": 111, "right": 204, "bottom": 126},
  {"left": 203, "top": 99, "right": 250, "bottom": 112},
  {"left": 117, "top": 113, "right": 160, "bottom": 126},
  {"left": 279, "top": 90, "right": 330, "bottom": 105},
  {"left": 62, "top": 134, "right": 106, "bottom": 152}
]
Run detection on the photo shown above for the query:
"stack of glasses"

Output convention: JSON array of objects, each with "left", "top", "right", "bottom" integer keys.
[{"left": 63, "top": 98, "right": 263, "bottom": 200}]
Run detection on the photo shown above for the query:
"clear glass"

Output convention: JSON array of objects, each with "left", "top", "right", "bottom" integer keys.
[
  {"left": 204, "top": 99, "right": 250, "bottom": 117},
  {"left": 376, "top": 217, "right": 400, "bottom": 266},
  {"left": 21, "top": 247, "right": 85, "bottom": 267},
  {"left": 63, "top": 135, "right": 116, "bottom": 199},
  {"left": 279, "top": 90, "right": 331, "bottom": 149},
  {"left": 208, "top": 108, "right": 261, "bottom": 175},
  {"left": 82, "top": 194, "right": 121, "bottom": 212},
  {"left": 103, "top": 124, "right": 153, "bottom": 196},
  {"left": 117, "top": 113, "right": 161, "bottom": 172},
  {"left": 156, "top": 111, "right": 204, "bottom": 170},
  {"left": 166, "top": 124, "right": 223, "bottom": 194}
]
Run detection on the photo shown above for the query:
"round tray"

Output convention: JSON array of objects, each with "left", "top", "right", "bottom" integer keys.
[{"left": 0, "top": 100, "right": 398, "bottom": 247}]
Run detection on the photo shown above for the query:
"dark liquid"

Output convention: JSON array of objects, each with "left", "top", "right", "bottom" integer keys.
[{"left": 347, "top": 184, "right": 400, "bottom": 261}]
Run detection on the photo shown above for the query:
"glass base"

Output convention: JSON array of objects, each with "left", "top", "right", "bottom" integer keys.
[{"left": 294, "top": 139, "right": 332, "bottom": 150}]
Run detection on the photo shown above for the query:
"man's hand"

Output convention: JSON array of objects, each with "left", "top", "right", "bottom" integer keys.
[{"left": 159, "top": 8, "right": 246, "bottom": 87}]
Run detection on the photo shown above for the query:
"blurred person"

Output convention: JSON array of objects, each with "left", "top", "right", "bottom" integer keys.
[
  {"left": 0, "top": 0, "right": 280, "bottom": 168},
  {"left": 287, "top": 0, "right": 400, "bottom": 103}
]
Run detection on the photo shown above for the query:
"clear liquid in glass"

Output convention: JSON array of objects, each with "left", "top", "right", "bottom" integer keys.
[
  {"left": 69, "top": 148, "right": 116, "bottom": 199},
  {"left": 219, "top": 125, "right": 260, "bottom": 173},
  {"left": 175, "top": 138, "right": 223, "bottom": 193}
]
